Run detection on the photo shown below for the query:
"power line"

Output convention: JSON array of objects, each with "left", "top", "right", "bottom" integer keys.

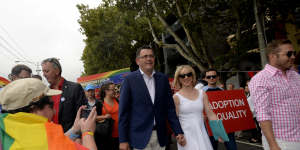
[
  {"left": 0, "top": 35, "right": 29, "bottom": 61},
  {"left": 0, "top": 41, "right": 22, "bottom": 61},
  {"left": 0, "top": 24, "right": 31, "bottom": 61}
]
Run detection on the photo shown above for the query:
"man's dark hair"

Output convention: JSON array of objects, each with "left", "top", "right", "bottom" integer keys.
[
  {"left": 266, "top": 39, "right": 292, "bottom": 61},
  {"left": 11, "top": 64, "right": 32, "bottom": 77},
  {"left": 204, "top": 68, "right": 218, "bottom": 76},
  {"left": 32, "top": 74, "right": 42, "bottom": 81},
  {"left": 1, "top": 96, "right": 53, "bottom": 114},
  {"left": 136, "top": 45, "right": 153, "bottom": 58},
  {"left": 41, "top": 58, "right": 62, "bottom": 75}
]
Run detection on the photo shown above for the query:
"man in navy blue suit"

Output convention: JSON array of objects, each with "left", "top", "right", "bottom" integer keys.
[{"left": 119, "top": 46, "right": 186, "bottom": 150}]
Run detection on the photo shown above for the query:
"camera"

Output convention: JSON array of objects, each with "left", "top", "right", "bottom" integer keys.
[{"left": 80, "top": 108, "right": 91, "bottom": 118}]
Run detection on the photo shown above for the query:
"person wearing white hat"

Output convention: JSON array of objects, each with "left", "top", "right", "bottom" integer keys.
[{"left": 0, "top": 78, "right": 97, "bottom": 150}]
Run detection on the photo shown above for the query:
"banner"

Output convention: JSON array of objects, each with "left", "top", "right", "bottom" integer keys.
[
  {"left": 206, "top": 90, "right": 256, "bottom": 135},
  {"left": 77, "top": 68, "right": 130, "bottom": 86}
]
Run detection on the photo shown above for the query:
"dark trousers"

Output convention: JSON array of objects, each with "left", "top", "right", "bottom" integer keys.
[
  {"left": 210, "top": 132, "right": 237, "bottom": 150},
  {"left": 112, "top": 137, "right": 119, "bottom": 150},
  {"left": 249, "top": 118, "right": 262, "bottom": 141}
]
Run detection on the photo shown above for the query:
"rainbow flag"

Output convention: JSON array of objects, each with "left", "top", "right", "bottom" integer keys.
[
  {"left": 0, "top": 77, "right": 9, "bottom": 87},
  {"left": 77, "top": 67, "right": 130, "bottom": 84},
  {"left": 0, "top": 112, "right": 84, "bottom": 150}
]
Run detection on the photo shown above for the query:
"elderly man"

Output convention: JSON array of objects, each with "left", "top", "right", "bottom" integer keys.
[
  {"left": 41, "top": 58, "right": 86, "bottom": 132},
  {"left": 0, "top": 78, "right": 97, "bottom": 150},
  {"left": 9, "top": 64, "right": 32, "bottom": 81},
  {"left": 249, "top": 39, "right": 300, "bottom": 150}
]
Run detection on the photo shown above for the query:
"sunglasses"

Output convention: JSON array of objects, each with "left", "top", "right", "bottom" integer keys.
[
  {"left": 286, "top": 51, "right": 296, "bottom": 57},
  {"left": 178, "top": 72, "right": 193, "bottom": 78},
  {"left": 43, "top": 58, "right": 61, "bottom": 69},
  {"left": 206, "top": 75, "right": 217, "bottom": 79}
]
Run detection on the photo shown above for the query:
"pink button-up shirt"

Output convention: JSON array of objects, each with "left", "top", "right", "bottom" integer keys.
[{"left": 249, "top": 64, "right": 300, "bottom": 142}]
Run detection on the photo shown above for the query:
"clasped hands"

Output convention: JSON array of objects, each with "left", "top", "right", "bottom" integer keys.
[{"left": 176, "top": 134, "right": 186, "bottom": 146}]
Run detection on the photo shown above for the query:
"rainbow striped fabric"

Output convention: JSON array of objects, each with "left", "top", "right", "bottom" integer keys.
[
  {"left": 0, "top": 112, "right": 83, "bottom": 150},
  {"left": 0, "top": 77, "right": 9, "bottom": 87}
]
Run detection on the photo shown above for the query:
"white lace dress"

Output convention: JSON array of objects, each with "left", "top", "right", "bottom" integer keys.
[{"left": 175, "top": 90, "right": 213, "bottom": 150}]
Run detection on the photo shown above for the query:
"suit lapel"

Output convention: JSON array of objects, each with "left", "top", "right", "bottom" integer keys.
[
  {"left": 135, "top": 71, "right": 153, "bottom": 106},
  {"left": 153, "top": 73, "right": 161, "bottom": 105}
]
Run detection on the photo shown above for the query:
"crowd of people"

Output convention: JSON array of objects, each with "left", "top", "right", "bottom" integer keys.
[{"left": 0, "top": 38, "right": 299, "bottom": 150}]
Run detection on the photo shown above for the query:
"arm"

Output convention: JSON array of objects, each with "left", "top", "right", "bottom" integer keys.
[
  {"left": 248, "top": 80, "right": 279, "bottom": 150},
  {"left": 165, "top": 78, "right": 186, "bottom": 146},
  {"left": 65, "top": 106, "right": 86, "bottom": 139},
  {"left": 203, "top": 92, "right": 218, "bottom": 120},
  {"left": 173, "top": 95, "right": 180, "bottom": 116},
  {"left": 118, "top": 78, "right": 131, "bottom": 150},
  {"left": 96, "top": 114, "right": 111, "bottom": 122},
  {"left": 260, "top": 121, "right": 280, "bottom": 150},
  {"left": 166, "top": 78, "right": 183, "bottom": 135},
  {"left": 81, "top": 107, "right": 97, "bottom": 150}
]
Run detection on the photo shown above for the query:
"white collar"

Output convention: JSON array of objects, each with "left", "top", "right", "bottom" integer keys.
[{"left": 139, "top": 68, "right": 155, "bottom": 78}]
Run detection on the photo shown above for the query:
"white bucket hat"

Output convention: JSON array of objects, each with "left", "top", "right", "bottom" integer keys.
[{"left": 0, "top": 78, "right": 62, "bottom": 110}]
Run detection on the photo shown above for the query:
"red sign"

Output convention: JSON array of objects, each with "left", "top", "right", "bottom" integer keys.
[{"left": 205, "top": 90, "right": 256, "bottom": 135}]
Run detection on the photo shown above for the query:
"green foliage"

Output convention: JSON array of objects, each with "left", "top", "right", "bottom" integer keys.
[
  {"left": 78, "top": 0, "right": 294, "bottom": 75},
  {"left": 77, "top": 4, "right": 163, "bottom": 75},
  {"left": 115, "top": 0, "right": 260, "bottom": 72}
]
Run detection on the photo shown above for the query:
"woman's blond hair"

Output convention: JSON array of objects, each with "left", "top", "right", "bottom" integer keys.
[{"left": 173, "top": 65, "right": 196, "bottom": 89}]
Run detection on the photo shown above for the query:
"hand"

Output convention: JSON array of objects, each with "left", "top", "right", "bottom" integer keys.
[
  {"left": 218, "top": 137, "right": 224, "bottom": 143},
  {"left": 105, "top": 114, "right": 112, "bottom": 119},
  {"left": 176, "top": 134, "right": 186, "bottom": 146},
  {"left": 80, "top": 107, "right": 97, "bottom": 133},
  {"left": 120, "top": 142, "right": 130, "bottom": 150},
  {"left": 72, "top": 105, "right": 86, "bottom": 133}
]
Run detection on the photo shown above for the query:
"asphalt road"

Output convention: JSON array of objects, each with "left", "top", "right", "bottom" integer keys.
[
  {"left": 167, "top": 136, "right": 264, "bottom": 150},
  {"left": 218, "top": 139, "right": 263, "bottom": 150}
]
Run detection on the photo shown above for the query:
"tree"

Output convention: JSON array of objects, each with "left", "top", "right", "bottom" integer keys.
[
  {"left": 116, "top": 0, "right": 257, "bottom": 72},
  {"left": 254, "top": 0, "right": 267, "bottom": 67},
  {"left": 77, "top": 4, "right": 163, "bottom": 75}
]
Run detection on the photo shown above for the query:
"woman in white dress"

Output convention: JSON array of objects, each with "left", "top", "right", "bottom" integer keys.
[{"left": 173, "top": 65, "right": 218, "bottom": 150}]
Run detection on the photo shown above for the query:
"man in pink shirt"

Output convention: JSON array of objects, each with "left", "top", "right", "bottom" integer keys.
[{"left": 249, "top": 39, "right": 300, "bottom": 150}]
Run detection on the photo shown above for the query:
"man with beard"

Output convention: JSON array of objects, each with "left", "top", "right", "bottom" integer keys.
[{"left": 249, "top": 39, "right": 300, "bottom": 150}]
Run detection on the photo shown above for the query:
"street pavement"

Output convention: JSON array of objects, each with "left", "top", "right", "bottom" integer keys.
[
  {"left": 218, "top": 139, "right": 263, "bottom": 150},
  {"left": 167, "top": 136, "right": 263, "bottom": 150}
]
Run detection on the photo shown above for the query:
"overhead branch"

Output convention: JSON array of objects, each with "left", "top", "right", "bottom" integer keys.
[
  {"left": 162, "top": 43, "right": 207, "bottom": 71},
  {"left": 147, "top": 18, "right": 163, "bottom": 45},
  {"left": 187, "top": 0, "right": 193, "bottom": 16},
  {"left": 152, "top": 2, "right": 191, "bottom": 55},
  {"left": 175, "top": 1, "right": 201, "bottom": 59}
]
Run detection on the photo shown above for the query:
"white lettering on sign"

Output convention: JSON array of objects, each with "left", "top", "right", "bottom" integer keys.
[
  {"left": 216, "top": 109, "right": 247, "bottom": 120},
  {"left": 209, "top": 99, "right": 245, "bottom": 110}
]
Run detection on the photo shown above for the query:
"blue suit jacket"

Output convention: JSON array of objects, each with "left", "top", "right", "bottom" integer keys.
[{"left": 119, "top": 70, "right": 183, "bottom": 149}]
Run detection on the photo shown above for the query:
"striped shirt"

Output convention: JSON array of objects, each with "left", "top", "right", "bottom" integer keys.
[{"left": 249, "top": 64, "right": 300, "bottom": 142}]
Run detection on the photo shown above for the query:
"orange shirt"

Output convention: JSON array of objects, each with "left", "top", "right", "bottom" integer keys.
[{"left": 102, "top": 99, "right": 119, "bottom": 138}]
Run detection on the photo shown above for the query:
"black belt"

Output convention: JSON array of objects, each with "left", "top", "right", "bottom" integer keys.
[{"left": 152, "top": 125, "right": 157, "bottom": 130}]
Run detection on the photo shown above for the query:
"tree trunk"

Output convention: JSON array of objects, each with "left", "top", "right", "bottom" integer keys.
[{"left": 254, "top": 0, "right": 267, "bottom": 68}]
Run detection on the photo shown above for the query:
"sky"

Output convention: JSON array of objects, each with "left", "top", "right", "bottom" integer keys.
[{"left": 0, "top": 0, "right": 101, "bottom": 82}]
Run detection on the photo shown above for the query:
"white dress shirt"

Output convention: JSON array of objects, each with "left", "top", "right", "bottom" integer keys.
[
  {"left": 139, "top": 69, "right": 156, "bottom": 104},
  {"left": 139, "top": 69, "right": 156, "bottom": 126}
]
